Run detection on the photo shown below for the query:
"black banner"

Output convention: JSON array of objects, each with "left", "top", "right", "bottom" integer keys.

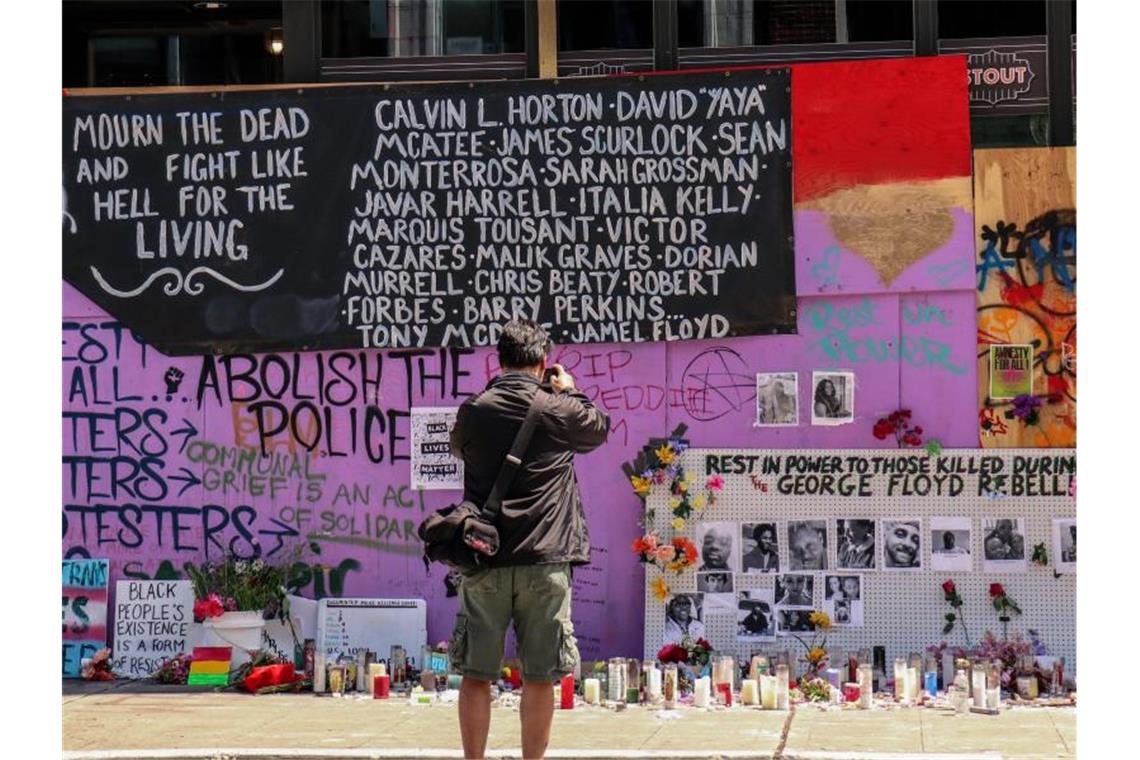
[{"left": 62, "top": 71, "right": 795, "bottom": 355}]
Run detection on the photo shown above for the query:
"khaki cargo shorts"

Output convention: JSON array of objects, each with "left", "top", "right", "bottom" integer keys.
[{"left": 448, "top": 563, "right": 580, "bottom": 683}]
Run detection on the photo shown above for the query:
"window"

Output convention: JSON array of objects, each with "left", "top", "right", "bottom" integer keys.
[
  {"left": 971, "top": 115, "right": 1050, "bottom": 148},
  {"left": 321, "top": 0, "right": 525, "bottom": 58},
  {"left": 89, "top": 36, "right": 169, "bottom": 88},
  {"left": 676, "top": 1, "right": 914, "bottom": 48},
  {"left": 938, "top": 1, "right": 1046, "bottom": 39},
  {"left": 558, "top": 0, "right": 653, "bottom": 51}
]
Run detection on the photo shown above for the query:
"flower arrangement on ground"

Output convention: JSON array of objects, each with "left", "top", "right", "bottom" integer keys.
[
  {"left": 152, "top": 653, "right": 194, "bottom": 685},
  {"left": 796, "top": 677, "right": 832, "bottom": 703},
  {"left": 657, "top": 635, "right": 713, "bottom": 692},
  {"left": 81, "top": 648, "right": 116, "bottom": 681},
  {"left": 628, "top": 437, "right": 722, "bottom": 531},
  {"left": 972, "top": 631, "right": 1033, "bottom": 689},
  {"left": 186, "top": 553, "right": 302, "bottom": 624}
]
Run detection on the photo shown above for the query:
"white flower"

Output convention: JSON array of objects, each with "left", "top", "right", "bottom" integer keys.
[
  {"left": 234, "top": 560, "right": 248, "bottom": 574},
  {"left": 252, "top": 559, "right": 265, "bottom": 573}
]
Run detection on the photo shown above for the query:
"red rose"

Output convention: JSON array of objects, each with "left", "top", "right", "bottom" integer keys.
[
  {"left": 989, "top": 583, "right": 1004, "bottom": 598},
  {"left": 941, "top": 580, "right": 956, "bottom": 595},
  {"left": 873, "top": 420, "right": 894, "bottom": 439},
  {"left": 656, "top": 644, "right": 687, "bottom": 663}
]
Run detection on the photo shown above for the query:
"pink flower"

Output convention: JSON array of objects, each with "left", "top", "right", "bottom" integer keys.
[
  {"left": 654, "top": 545, "right": 677, "bottom": 563},
  {"left": 706, "top": 475, "right": 724, "bottom": 491}
]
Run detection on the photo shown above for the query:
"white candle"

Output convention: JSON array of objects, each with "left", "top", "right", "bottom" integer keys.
[
  {"left": 775, "top": 665, "right": 789, "bottom": 710},
  {"left": 972, "top": 669, "right": 986, "bottom": 708},
  {"left": 368, "top": 663, "right": 384, "bottom": 695},
  {"left": 314, "top": 653, "right": 326, "bottom": 693},
  {"left": 694, "top": 677, "right": 711, "bottom": 708},
  {"left": 583, "top": 678, "right": 600, "bottom": 705},
  {"left": 740, "top": 679, "right": 759, "bottom": 705},
  {"left": 894, "top": 658, "right": 908, "bottom": 701},
  {"left": 648, "top": 667, "right": 662, "bottom": 701},
  {"left": 910, "top": 666, "right": 921, "bottom": 702},
  {"left": 376, "top": 661, "right": 387, "bottom": 678},
  {"left": 902, "top": 668, "right": 916, "bottom": 705},
  {"left": 760, "top": 675, "right": 776, "bottom": 709},
  {"left": 858, "top": 664, "right": 873, "bottom": 709},
  {"left": 986, "top": 686, "right": 1000, "bottom": 710}
]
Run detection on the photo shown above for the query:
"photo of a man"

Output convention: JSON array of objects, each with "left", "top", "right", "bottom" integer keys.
[
  {"left": 1052, "top": 518, "right": 1076, "bottom": 575},
  {"left": 788, "top": 520, "right": 827, "bottom": 570},
  {"left": 756, "top": 372, "right": 799, "bottom": 426},
  {"left": 736, "top": 589, "right": 775, "bottom": 640},
  {"left": 883, "top": 519, "right": 922, "bottom": 570},
  {"left": 836, "top": 519, "right": 875, "bottom": 569},
  {"left": 931, "top": 517, "right": 972, "bottom": 571},
  {"left": 742, "top": 522, "right": 779, "bottom": 573},
  {"left": 983, "top": 518, "right": 1027, "bottom": 573},
  {"left": 775, "top": 574, "right": 813, "bottom": 608},
  {"left": 697, "top": 522, "right": 741, "bottom": 573}
]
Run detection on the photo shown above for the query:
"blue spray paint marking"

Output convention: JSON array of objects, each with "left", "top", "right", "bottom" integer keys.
[
  {"left": 809, "top": 246, "right": 842, "bottom": 289},
  {"left": 805, "top": 298, "right": 967, "bottom": 375}
]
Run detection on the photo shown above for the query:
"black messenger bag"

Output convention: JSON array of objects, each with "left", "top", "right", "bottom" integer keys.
[{"left": 417, "top": 391, "right": 547, "bottom": 572}]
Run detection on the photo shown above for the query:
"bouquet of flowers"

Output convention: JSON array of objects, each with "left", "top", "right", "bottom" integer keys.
[
  {"left": 628, "top": 438, "right": 722, "bottom": 531},
  {"left": 972, "top": 631, "right": 1033, "bottom": 688},
  {"left": 657, "top": 635, "right": 714, "bottom": 670},
  {"left": 152, "top": 653, "right": 193, "bottom": 685},
  {"left": 797, "top": 677, "right": 832, "bottom": 703},
  {"left": 80, "top": 648, "right": 116, "bottom": 681},
  {"left": 872, "top": 409, "right": 924, "bottom": 448},
  {"left": 186, "top": 552, "right": 304, "bottom": 624}
]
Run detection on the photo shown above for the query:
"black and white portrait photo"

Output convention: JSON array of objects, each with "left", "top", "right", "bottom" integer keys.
[
  {"left": 777, "top": 609, "right": 815, "bottom": 634},
  {"left": 823, "top": 574, "right": 861, "bottom": 601},
  {"left": 788, "top": 520, "right": 828, "bottom": 570},
  {"left": 736, "top": 589, "right": 776, "bottom": 641},
  {"left": 836, "top": 519, "right": 876, "bottom": 569},
  {"left": 1052, "top": 518, "right": 1076, "bottom": 575},
  {"left": 983, "top": 518, "right": 1027, "bottom": 573},
  {"left": 756, "top": 372, "right": 799, "bottom": 426},
  {"left": 696, "top": 521, "right": 741, "bottom": 573},
  {"left": 663, "top": 594, "right": 706, "bottom": 645},
  {"left": 696, "top": 570, "right": 735, "bottom": 594},
  {"left": 825, "top": 594, "right": 864, "bottom": 627},
  {"left": 811, "top": 371, "right": 855, "bottom": 425},
  {"left": 930, "top": 516, "right": 972, "bottom": 572},
  {"left": 742, "top": 522, "right": 780, "bottom": 573},
  {"left": 774, "top": 573, "right": 814, "bottom": 608},
  {"left": 882, "top": 518, "right": 922, "bottom": 570}
]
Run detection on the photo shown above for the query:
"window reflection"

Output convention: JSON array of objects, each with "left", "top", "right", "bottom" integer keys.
[
  {"left": 558, "top": 0, "right": 653, "bottom": 50},
  {"left": 321, "top": 0, "right": 524, "bottom": 58},
  {"left": 678, "top": 0, "right": 915, "bottom": 48}
]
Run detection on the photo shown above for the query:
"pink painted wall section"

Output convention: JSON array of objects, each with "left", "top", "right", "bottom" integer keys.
[{"left": 64, "top": 276, "right": 977, "bottom": 658}]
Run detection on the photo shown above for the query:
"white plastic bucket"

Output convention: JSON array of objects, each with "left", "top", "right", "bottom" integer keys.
[{"left": 200, "top": 611, "right": 266, "bottom": 671}]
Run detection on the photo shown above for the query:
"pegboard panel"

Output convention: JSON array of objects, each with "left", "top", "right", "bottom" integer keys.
[{"left": 644, "top": 449, "right": 1076, "bottom": 673}]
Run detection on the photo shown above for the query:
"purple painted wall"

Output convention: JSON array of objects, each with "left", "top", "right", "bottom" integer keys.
[{"left": 62, "top": 201, "right": 976, "bottom": 659}]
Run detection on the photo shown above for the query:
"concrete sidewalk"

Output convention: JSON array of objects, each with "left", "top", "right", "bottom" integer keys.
[{"left": 62, "top": 683, "right": 1075, "bottom": 760}]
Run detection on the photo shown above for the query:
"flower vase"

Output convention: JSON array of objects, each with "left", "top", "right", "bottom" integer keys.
[{"left": 200, "top": 610, "right": 266, "bottom": 672}]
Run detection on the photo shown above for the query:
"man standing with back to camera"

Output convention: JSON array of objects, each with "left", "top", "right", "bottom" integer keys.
[{"left": 448, "top": 319, "right": 610, "bottom": 760}]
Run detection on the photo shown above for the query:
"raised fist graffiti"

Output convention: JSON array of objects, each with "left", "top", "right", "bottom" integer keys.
[{"left": 164, "top": 367, "right": 185, "bottom": 394}]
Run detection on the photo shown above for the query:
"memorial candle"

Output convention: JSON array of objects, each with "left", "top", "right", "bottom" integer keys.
[
  {"left": 750, "top": 654, "right": 769, "bottom": 682},
  {"left": 663, "top": 664, "right": 678, "bottom": 709},
  {"left": 694, "top": 677, "right": 711, "bottom": 708},
  {"left": 314, "top": 652, "right": 327, "bottom": 693},
  {"left": 844, "top": 682, "right": 860, "bottom": 703},
  {"left": 740, "top": 679, "right": 759, "bottom": 705},
  {"left": 607, "top": 659, "right": 626, "bottom": 702},
  {"left": 584, "top": 678, "right": 601, "bottom": 705},
  {"left": 972, "top": 668, "right": 986, "bottom": 708},
  {"left": 760, "top": 675, "right": 777, "bottom": 709},
  {"left": 858, "top": 664, "right": 873, "bottom": 709},
  {"left": 560, "top": 674, "right": 575, "bottom": 709},
  {"left": 825, "top": 668, "right": 841, "bottom": 690},
  {"left": 775, "top": 664, "right": 789, "bottom": 710},
  {"left": 893, "top": 658, "right": 908, "bottom": 701},
  {"left": 368, "top": 663, "right": 384, "bottom": 695},
  {"left": 713, "top": 655, "right": 735, "bottom": 706},
  {"left": 648, "top": 665, "right": 662, "bottom": 701},
  {"left": 373, "top": 674, "right": 390, "bottom": 699}
]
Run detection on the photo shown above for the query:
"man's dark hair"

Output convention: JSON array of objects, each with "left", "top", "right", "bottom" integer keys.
[
  {"left": 497, "top": 319, "right": 552, "bottom": 369},
  {"left": 753, "top": 523, "right": 774, "bottom": 542},
  {"left": 942, "top": 532, "right": 956, "bottom": 549}
]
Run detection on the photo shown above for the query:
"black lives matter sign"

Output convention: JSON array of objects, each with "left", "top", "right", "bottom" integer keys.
[{"left": 62, "top": 71, "right": 794, "bottom": 355}]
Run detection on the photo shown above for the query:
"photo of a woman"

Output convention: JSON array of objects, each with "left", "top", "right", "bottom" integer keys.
[
  {"left": 663, "top": 594, "right": 706, "bottom": 645},
  {"left": 811, "top": 372, "right": 854, "bottom": 425}
]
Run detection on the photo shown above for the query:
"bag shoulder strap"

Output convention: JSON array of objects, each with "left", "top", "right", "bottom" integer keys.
[{"left": 480, "top": 388, "right": 548, "bottom": 520}]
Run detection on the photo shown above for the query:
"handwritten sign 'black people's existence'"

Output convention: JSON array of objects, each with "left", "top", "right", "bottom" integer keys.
[
  {"left": 62, "top": 71, "right": 795, "bottom": 355},
  {"left": 111, "top": 579, "right": 194, "bottom": 678}
]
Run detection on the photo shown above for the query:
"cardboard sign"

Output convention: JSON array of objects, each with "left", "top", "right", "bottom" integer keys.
[
  {"left": 989, "top": 344, "right": 1034, "bottom": 399},
  {"left": 410, "top": 407, "right": 464, "bottom": 490},
  {"left": 111, "top": 579, "right": 194, "bottom": 678}
]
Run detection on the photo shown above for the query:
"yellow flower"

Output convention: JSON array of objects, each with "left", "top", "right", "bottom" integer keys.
[
  {"left": 650, "top": 576, "right": 670, "bottom": 601},
  {"left": 691, "top": 493, "right": 707, "bottom": 510},
  {"left": 669, "top": 497, "right": 681, "bottom": 509},
  {"left": 807, "top": 647, "right": 827, "bottom": 664},
  {"left": 808, "top": 611, "right": 832, "bottom": 631},
  {"left": 655, "top": 444, "right": 676, "bottom": 465},
  {"left": 630, "top": 475, "right": 651, "bottom": 495},
  {"left": 672, "top": 516, "right": 686, "bottom": 531}
]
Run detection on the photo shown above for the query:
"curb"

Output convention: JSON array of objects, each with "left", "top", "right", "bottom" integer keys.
[{"left": 63, "top": 750, "right": 1010, "bottom": 760}]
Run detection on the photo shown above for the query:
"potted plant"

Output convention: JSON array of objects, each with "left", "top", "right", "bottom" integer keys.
[{"left": 186, "top": 554, "right": 301, "bottom": 670}]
